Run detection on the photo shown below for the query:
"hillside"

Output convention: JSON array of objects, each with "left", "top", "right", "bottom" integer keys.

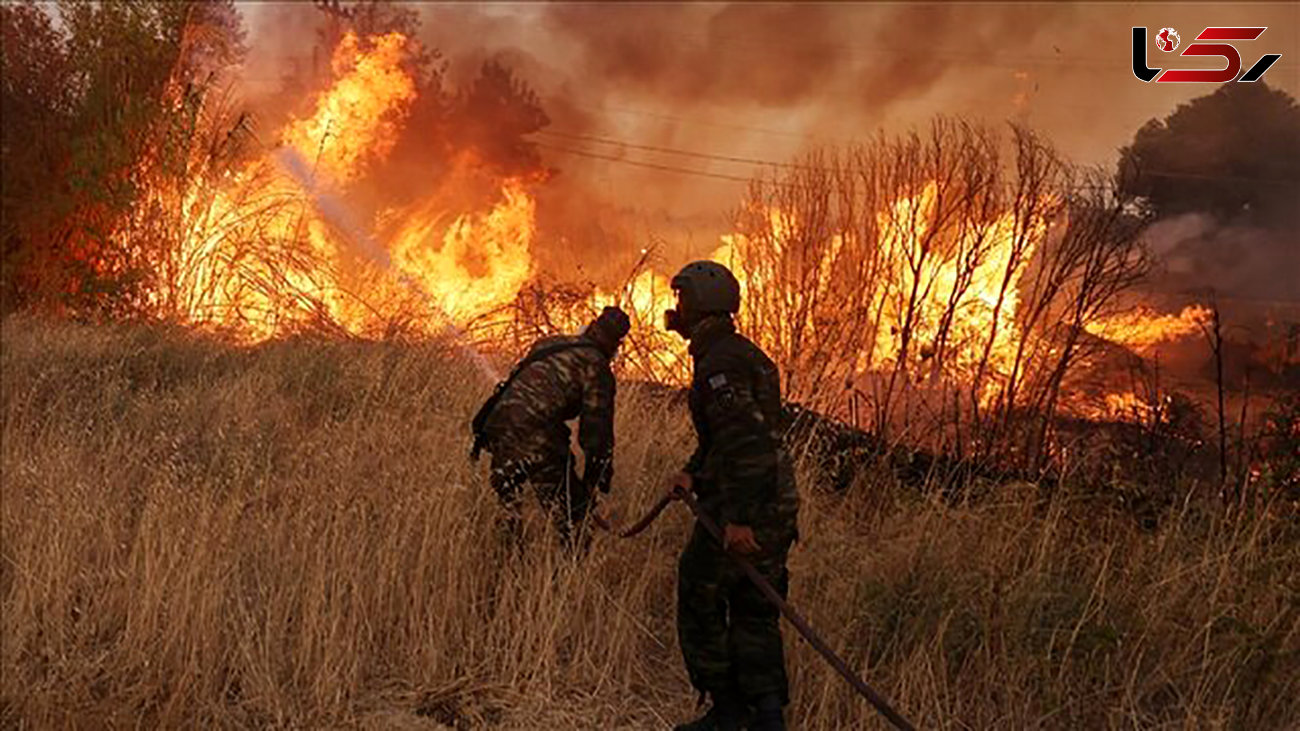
[{"left": 2, "top": 317, "right": 1296, "bottom": 729}]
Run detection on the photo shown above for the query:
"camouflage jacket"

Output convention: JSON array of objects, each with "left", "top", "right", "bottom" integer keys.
[
  {"left": 684, "top": 316, "right": 798, "bottom": 534},
  {"left": 482, "top": 334, "right": 617, "bottom": 490}
]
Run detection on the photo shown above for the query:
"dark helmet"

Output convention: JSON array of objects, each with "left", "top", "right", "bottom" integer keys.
[
  {"left": 670, "top": 261, "right": 741, "bottom": 315},
  {"left": 585, "top": 305, "right": 631, "bottom": 354}
]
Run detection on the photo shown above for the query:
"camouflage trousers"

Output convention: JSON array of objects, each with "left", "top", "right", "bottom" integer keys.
[
  {"left": 489, "top": 453, "right": 592, "bottom": 550},
  {"left": 677, "top": 520, "right": 794, "bottom": 705}
]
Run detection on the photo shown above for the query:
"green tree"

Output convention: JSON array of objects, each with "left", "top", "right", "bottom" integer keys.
[
  {"left": 1117, "top": 82, "right": 1300, "bottom": 226},
  {"left": 0, "top": 1, "right": 246, "bottom": 313},
  {"left": 1, "top": 1, "right": 74, "bottom": 310}
]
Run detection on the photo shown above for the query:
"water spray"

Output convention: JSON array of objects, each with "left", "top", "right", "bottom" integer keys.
[{"left": 274, "top": 147, "right": 502, "bottom": 384}]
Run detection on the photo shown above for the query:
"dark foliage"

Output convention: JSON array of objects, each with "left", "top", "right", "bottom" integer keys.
[
  {"left": 1118, "top": 83, "right": 1300, "bottom": 226},
  {"left": 1, "top": 1, "right": 245, "bottom": 314}
]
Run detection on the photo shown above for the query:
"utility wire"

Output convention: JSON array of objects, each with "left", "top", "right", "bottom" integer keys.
[
  {"left": 534, "top": 141, "right": 770, "bottom": 185},
  {"left": 541, "top": 96, "right": 825, "bottom": 142},
  {"left": 536, "top": 129, "right": 816, "bottom": 170},
  {"left": 537, "top": 140, "right": 1114, "bottom": 195},
  {"left": 536, "top": 130, "right": 1298, "bottom": 186}
]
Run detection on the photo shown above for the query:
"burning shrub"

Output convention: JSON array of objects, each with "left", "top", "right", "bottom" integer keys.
[
  {"left": 3, "top": 2, "right": 554, "bottom": 346},
  {"left": 716, "top": 121, "right": 1148, "bottom": 471},
  {"left": 1071, "top": 391, "right": 1210, "bottom": 525}
]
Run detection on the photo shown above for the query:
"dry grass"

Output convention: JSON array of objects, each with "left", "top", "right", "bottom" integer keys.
[{"left": 2, "top": 316, "right": 1296, "bottom": 729}]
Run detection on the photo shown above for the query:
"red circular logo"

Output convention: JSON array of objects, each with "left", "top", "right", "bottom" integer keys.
[{"left": 1156, "top": 27, "right": 1181, "bottom": 52}]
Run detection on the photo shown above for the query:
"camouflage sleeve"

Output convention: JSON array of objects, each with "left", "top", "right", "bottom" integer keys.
[
  {"left": 698, "top": 358, "right": 779, "bottom": 527},
  {"left": 579, "top": 360, "right": 617, "bottom": 493}
]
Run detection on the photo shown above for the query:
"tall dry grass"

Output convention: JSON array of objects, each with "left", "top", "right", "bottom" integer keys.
[{"left": 2, "top": 316, "right": 1296, "bottom": 729}]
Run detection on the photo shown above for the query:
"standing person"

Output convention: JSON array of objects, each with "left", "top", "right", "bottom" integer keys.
[
  {"left": 470, "top": 306, "right": 630, "bottom": 550},
  {"left": 664, "top": 262, "right": 799, "bottom": 731}
]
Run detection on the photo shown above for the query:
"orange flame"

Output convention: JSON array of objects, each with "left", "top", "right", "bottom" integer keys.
[
  {"left": 283, "top": 32, "right": 416, "bottom": 184},
  {"left": 163, "top": 31, "right": 537, "bottom": 343},
  {"left": 391, "top": 181, "right": 536, "bottom": 322},
  {"left": 577, "top": 184, "right": 1053, "bottom": 403},
  {"left": 1085, "top": 305, "right": 1211, "bottom": 352},
  {"left": 150, "top": 30, "right": 1217, "bottom": 426}
]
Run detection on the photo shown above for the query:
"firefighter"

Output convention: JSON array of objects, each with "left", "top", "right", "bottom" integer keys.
[
  {"left": 471, "top": 306, "right": 630, "bottom": 550},
  {"left": 664, "top": 262, "right": 799, "bottom": 731}
]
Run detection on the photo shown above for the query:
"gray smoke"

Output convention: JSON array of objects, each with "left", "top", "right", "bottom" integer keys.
[
  {"left": 237, "top": 2, "right": 1300, "bottom": 291},
  {"left": 1146, "top": 213, "right": 1300, "bottom": 304}
]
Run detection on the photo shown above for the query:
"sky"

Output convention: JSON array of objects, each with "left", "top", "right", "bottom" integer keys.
[{"left": 240, "top": 2, "right": 1299, "bottom": 244}]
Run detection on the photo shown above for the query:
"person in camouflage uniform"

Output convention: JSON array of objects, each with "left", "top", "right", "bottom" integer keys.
[
  {"left": 664, "top": 262, "right": 800, "bottom": 731},
  {"left": 477, "top": 306, "right": 630, "bottom": 549}
]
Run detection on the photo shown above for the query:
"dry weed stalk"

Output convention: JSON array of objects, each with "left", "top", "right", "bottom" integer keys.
[{"left": 2, "top": 317, "right": 1295, "bottom": 728}]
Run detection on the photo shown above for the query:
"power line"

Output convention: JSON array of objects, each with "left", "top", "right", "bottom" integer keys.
[
  {"left": 534, "top": 141, "right": 767, "bottom": 185},
  {"left": 537, "top": 139, "right": 1108, "bottom": 193},
  {"left": 1124, "top": 168, "right": 1300, "bottom": 185},
  {"left": 537, "top": 130, "right": 1296, "bottom": 187},
  {"left": 541, "top": 96, "right": 836, "bottom": 143},
  {"left": 536, "top": 129, "right": 813, "bottom": 170}
]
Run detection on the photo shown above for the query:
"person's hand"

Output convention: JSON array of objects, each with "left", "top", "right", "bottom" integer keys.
[
  {"left": 666, "top": 472, "right": 693, "bottom": 501},
  {"left": 723, "top": 524, "right": 761, "bottom": 555}
]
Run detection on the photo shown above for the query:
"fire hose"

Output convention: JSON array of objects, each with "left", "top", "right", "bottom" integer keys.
[{"left": 600, "top": 493, "right": 918, "bottom": 731}]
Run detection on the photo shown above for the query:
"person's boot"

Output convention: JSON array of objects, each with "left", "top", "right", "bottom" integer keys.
[
  {"left": 748, "top": 693, "right": 786, "bottom": 731},
  {"left": 673, "top": 690, "right": 744, "bottom": 731}
]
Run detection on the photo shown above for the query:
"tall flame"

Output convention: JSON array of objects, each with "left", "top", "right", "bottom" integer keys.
[
  {"left": 164, "top": 31, "right": 536, "bottom": 343},
  {"left": 283, "top": 32, "right": 416, "bottom": 184},
  {"left": 577, "top": 184, "right": 1054, "bottom": 399},
  {"left": 152, "top": 30, "right": 1216, "bottom": 424},
  {"left": 391, "top": 181, "right": 535, "bottom": 322}
]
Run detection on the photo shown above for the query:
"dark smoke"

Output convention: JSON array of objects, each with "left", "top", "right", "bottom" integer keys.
[
  {"left": 540, "top": 4, "right": 844, "bottom": 107},
  {"left": 403, "top": 2, "right": 1088, "bottom": 240},
  {"left": 1146, "top": 214, "right": 1300, "bottom": 304},
  {"left": 238, "top": 2, "right": 1300, "bottom": 289}
]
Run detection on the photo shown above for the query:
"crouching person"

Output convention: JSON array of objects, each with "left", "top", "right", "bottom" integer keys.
[{"left": 470, "top": 306, "right": 630, "bottom": 551}]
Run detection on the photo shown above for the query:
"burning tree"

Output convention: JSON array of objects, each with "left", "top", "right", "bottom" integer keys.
[
  {"left": 719, "top": 120, "right": 1149, "bottom": 469},
  {"left": 8, "top": 2, "right": 1268, "bottom": 482},
  {"left": 2, "top": 1, "right": 561, "bottom": 349}
]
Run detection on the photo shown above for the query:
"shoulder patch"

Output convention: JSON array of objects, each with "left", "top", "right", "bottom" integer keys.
[{"left": 707, "top": 372, "right": 739, "bottom": 409}]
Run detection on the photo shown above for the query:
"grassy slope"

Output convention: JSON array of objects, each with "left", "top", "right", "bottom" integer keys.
[{"left": 2, "top": 317, "right": 1296, "bottom": 729}]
